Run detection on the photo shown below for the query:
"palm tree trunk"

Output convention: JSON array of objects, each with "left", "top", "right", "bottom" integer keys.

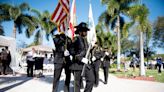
[
  {"left": 13, "top": 23, "right": 16, "bottom": 38},
  {"left": 40, "top": 30, "right": 43, "bottom": 45},
  {"left": 117, "top": 16, "right": 121, "bottom": 71},
  {"left": 0, "top": 25, "right": 4, "bottom": 35},
  {"left": 139, "top": 30, "right": 145, "bottom": 76}
]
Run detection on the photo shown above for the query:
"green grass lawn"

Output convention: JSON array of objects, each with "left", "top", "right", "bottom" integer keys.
[
  {"left": 146, "top": 69, "right": 164, "bottom": 82},
  {"left": 110, "top": 68, "right": 164, "bottom": 83}
]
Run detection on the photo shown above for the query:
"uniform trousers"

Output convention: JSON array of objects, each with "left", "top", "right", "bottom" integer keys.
[
  {"left": 52, "top": 63, "right": 71, "bottom": 92},
  {"left": 102, "top": 66, "right": 109, "bottom": 84},
  {"left": 74, "top": 65, "right": 95, "bottom": 92},
  {"left": 92, "top": 60, "right": 101, "bottom": 86},
  {"left": 27, "top": 60, "right": 35, "bottom": 77}
]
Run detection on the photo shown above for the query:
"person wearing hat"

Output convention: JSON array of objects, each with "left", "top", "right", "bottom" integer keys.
[
  {"left": 52, "top": 32, "right": 73, "bottom": 92},
  {"left": 70, "top": 22, "right": 95, "bottom": 92},
  {"left": 100, "top": 48, "right": 112, "bottom": 84}
]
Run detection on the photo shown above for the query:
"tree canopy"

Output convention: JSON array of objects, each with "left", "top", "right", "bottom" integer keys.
[{"left": 152, "top": 16, "right": 164, "bottom": 48}]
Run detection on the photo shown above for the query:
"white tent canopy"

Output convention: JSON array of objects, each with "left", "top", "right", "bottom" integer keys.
[
  {"left": 22, "top": 45, "right": 53, "bottom": 53},
  {"left": 0, "top": 36, "right": 17, "bottom": 73}
]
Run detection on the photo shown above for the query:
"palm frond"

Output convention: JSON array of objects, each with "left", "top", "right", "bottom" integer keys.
[
  {"left": 0, "top": 3, "right": 12, "bottom": 12},
  {"left": 120, "top": 16, "right": 125, "bottom": 30},
  {"left": 107, "top": 0, "right": 120, "bottom": 16},
  {"left": 15, "top": 14, "right": 35, "bottom": 35},
  {"left": 0, "top": 14, "right": 11, "bottom": 22},
  {"left": 99, "top": 11, "right": 112, "bottom": 27},
  {"left": 33, "top": 30, "right": 42, "bottom": 45},
  {"left": 43, "top": 10, "right": 50, "bottom": 18},
  {"left": 0, "top": 4, "right": 12, "bottom": 22},
  {"left": 122, "top": 21, "right": 135, "bottom": 38},
  {"left": 100, "top": 0, "right": 109, "bottom": 5},
  {"left": 25, "top": 29, "right": 31, "bottom": 38},
  {"left": 20, "top": 15, "right": 36, "bottom": 37},
  {"left": 111, "top": 16, "right": 117, "bottom": 30},
  {"left": 19, "top": 3, "right": 30, "bottom": 11},
  {"left": 30, "top": 8, "right": 41, "bottom": 18},
  {"left": 9, "top": 7, "right": 21, "bottom": 20}
]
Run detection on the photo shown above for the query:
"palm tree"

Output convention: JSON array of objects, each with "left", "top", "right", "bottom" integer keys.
[
  {"left": 105, "top": 31, "right": 117, "bottom": 54},
  {"left": 100, "top": 0, "right": 138, "bottom": 70},
  {"left": 0, "top": 3, "right": 39, "bottom": 38},
  {"left": 98, "top": 11, "right": 112, "bottom": 32},
  {"left": 128, "top": 4, "right": 152, "bottom": 76},
  {"left": 29, "top": 9, "right": 56, "bottom": 45},
  {"left": 121, "top": 38, "right": 135, "bottom": 54},
  {"left": 96, "top": 23, "right": 117, "bottom": 54},
  {"left": 152, "top": 16, "right": 164, "bottom": 48},
  {"left": 96, "top": 23, "right": 105, "bottom": 47}
]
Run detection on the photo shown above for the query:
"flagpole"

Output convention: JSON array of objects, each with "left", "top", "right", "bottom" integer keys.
[{"left": 81, "top": 0, "right": 97, "bottom": 76}]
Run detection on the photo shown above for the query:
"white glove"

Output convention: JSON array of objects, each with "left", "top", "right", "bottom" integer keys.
[
  {"left": 70, "top": 55, "right": 73, "bottom": 61},
  {"left": 64, "top": 49, "right": 70, "bottom": 56},
  {"left": 91, "top": 42, "right": 95, "bottom": 47},
  {"left": 82, "top": 58, "right": 88, "bottom": 64},
  {"left": 92, "top": 56, "right": 96, "bottom": 61},
  {"left": 105, "top": 52, "right": 109, "bottom": 56},
  {"left": 101, "top": 58, "right": 104, "bottom": 61}
]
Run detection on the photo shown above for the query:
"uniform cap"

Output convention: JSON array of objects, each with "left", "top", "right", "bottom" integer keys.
[{"left": 75, "top": 22, "right": 90, "bottom": 34}]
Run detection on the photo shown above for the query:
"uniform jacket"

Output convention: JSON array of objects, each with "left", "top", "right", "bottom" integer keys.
[
  {"left": 53, "top": 34, "right": 65, "bottom": 65},
  {"left": 90, "top": 47, "right": 103, "bottom": 70},
  {"left": 70, "top": 36, "right": 88, "bottom": 70},
  {"left": 101, "top": 51, "right": 111, "bottom": 68},
  {"left": 53, "top": 34, "right": 74, "bottom": 69}
]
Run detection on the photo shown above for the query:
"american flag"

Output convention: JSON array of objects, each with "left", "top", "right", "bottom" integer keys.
[{"left": 51, "top": 0, "right": 70, "bottom": 32}]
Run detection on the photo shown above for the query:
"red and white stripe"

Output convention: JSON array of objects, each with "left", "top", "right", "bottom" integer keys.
[
  {"left": 51, "top": 0, "right": 69, "bottom": 32},
  {"left": 59, "top": 0, "right": 69, "bottom": 13},
  {"left": 67, "top": 0, "right": 76, "bottom": 40}
]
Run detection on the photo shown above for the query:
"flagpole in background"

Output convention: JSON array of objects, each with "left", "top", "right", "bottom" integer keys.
[
  {"left": 81, "top": 0, "right": 97, "bottom": 76},
  {"left": 87, "top": 0, "right": 97, "bottom": 47}
]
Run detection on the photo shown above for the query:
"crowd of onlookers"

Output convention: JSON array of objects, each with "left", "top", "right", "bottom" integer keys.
[
  {"left": 0, "top": 46, "right": 54, "bottom": 77},
  {"left": 25, "top": 48, "right": 54, "bottom": 77},
  {"left": 0, "top": 46, "right": 11, "bottom": 75},
  {"left": 1, "top": 46, "right": 163, "bottom": 77},
  {"left": 120, "top": 54, "right": 164, "bottom": 73}
]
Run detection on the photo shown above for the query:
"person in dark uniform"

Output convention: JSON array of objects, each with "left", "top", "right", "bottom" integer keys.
[
  {"left": 70, "top": 22, "right": 95, "bottom": 92},
  {"left": 52, "top": 32, "right": 73, "bottom": 92},
  {"left": 101, "top": 49, "right": 111, "bottom": 84},
  {"left": 63, "top": 36, "right": 74, "bottom": 92},
  {"left": 90, "top": 44, "right": 102, "bottom": 87}
]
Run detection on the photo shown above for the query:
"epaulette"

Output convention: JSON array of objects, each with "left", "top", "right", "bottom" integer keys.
[
  {"left": 52, "top": 34, "right": 60, "bottom": 39},
  {"left": 52, "top": 35, "right": 56, "bottom": 39}
]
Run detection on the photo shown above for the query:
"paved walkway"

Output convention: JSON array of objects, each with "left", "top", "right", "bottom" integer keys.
[{"left": 0, "top": 70, "right": 164, "bottom": 92}]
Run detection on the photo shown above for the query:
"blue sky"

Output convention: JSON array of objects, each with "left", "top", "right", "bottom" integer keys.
[{"left": 0, "top": 0, "right": 164, "bottom": 54}]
